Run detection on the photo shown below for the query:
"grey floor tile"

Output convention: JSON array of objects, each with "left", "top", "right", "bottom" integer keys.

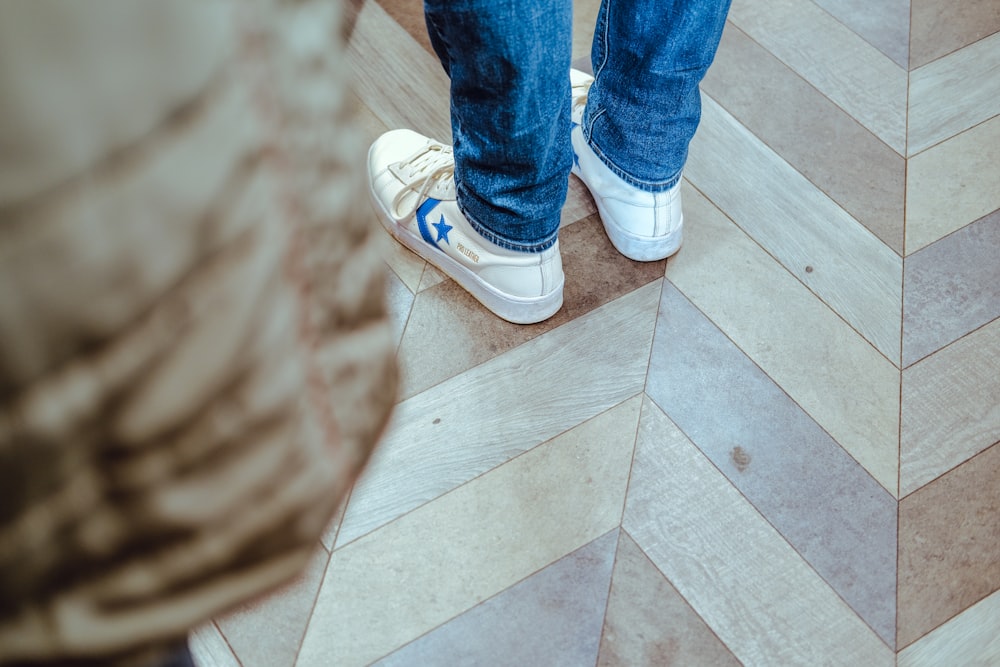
[
  {"left": 903, "top": 209, "right": 1000, "bottom": 366},
  {"left": 598, "top": 531, "right": 741, "bottom": 666},
  {"left": 811, "top": 0, "right": 910, "bottom": 67},
  {"left": 703, "top": 23, "right": 905, "bottom": 254},
  {"left": 374, "top": 529, "right": 618, "bottom": 667},
  {"left": 623, "top": 397, "right": 894, "bottom": 665},
  {"left": 646, "top": 282, "right": 898, "bottom": 645}
]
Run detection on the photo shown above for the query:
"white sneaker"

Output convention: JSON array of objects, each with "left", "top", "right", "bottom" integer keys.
[
  {"left": 570, "top": 69, "right": 683, "bottom": 262},
  {"left": 368, "top": 129, "right": 564, "bottom": 324}
]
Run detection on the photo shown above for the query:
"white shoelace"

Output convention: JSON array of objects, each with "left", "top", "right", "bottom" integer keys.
[{"left": 390, "top": 141, "right": 455, "bottom": 219}]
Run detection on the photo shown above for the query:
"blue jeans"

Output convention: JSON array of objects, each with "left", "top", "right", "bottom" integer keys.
[{"left": 423, "top": 0, "right": 732, "bottom": 252}]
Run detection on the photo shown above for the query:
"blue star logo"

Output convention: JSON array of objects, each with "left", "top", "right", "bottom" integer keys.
[
  {"left": 433, "top": 215, "right": 453, "bottom": 244},
  {"left": 573, "top": 151, "right": 580, "bottom": 169}
]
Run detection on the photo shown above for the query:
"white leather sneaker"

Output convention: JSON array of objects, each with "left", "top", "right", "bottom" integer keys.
[
  {"left": 570, "top": 69, "right": 683, "bottom": 261},
  {"left": 368, "top": 129, "right": 564, "bottom": 324}
]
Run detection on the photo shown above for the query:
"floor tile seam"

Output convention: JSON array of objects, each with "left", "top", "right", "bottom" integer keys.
[
  {"left": 723, "top": 20, "right": 907, "bottom": 161},
  {"left": 382, "top": 259, "right": 418, "bottom": 297},
  {"left": 803, "top": 0, "right": 911, "bottom": 80},
  {"left": 331, "top": 392, "right": 645, "bottom": 552},
  {"left": 393, "top": 277, "right": 659, "bottom": 403},
  {"left": 663, "top": 263, "right": 901, "bottom": 498},
  {"left": 288, "top": 546, "right": 335, "bottom": 667},
  {"left": 905, "top": 109, "right": 1000, "bottom": 159},
  {"left": 896, "top": 587, "right": 1000, "bottom": 654},
  {"left": 908, "top": 28, "right": 1000, "bottom": 74},
  {"left": 695, "top": 92, "right": 905, "bottom": 365},
  {"left": 593, "top": 528, "right": 625, "bottom": 667},
  {"left": 685, "top": 173, "right": 904, "bottom": 375},
  {"left": 903, "top": 205, "right": 1000, "bottom": 260},
  {"left": 634, "top": 397, "right": 895, "bottom": 649},
  {"left": 726, "top": 8, "right": 908, "bottom": 154},
  {"left": 618, "top": 525, "right": 745, "bottom": 666},
  {"left": 901, "top": 313, "right": 1000, "bottom": 371},
  {"left": 368, "top": 526, "right": 622, "bottom": 666},
  {"left": 898, "top": 585, "right": 1000, "bottom": 654},
  {"left": 714, "top": 22, "right": 908, "bottom": 250},
  {"left": 207, "top": 619, "right": 243, "bottom": 667},
  {"left": 899, "top": 438, "right": 1000, "bottom": 503}
]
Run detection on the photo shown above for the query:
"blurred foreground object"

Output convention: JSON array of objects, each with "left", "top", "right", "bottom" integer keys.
[{"left": 0, "top": 1, "right": 395, "bottom": 664}]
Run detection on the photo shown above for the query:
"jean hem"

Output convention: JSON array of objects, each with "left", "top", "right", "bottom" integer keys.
[
  {"left": 457, "top": 197, "right": 559, "bottom": 254},
  {"left": 582, "top": 124, "right": 685, "bottom": 193}
]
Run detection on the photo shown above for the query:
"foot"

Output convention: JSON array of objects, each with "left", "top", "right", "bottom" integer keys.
[
  {"left": 368, "top": 129, "right": 564, "bottom": 324},
  {"left": 570, "top": 69, "right": 683, "bottom": 262}
]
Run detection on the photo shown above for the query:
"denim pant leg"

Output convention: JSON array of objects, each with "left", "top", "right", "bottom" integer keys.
[
  {"left": 584, "top": 0, "right": 732, "bottom": 192},
  {"left": 424, "top": 0, "right": 573, "bottom": 252}
]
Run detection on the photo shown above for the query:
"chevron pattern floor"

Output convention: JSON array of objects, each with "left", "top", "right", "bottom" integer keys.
[{"left": 191, "top": 0, "right": 1000, "bottom": 665}]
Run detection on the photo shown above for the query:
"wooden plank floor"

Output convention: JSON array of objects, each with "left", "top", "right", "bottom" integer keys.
[{"left": 193, "top": 0, "right": 1000, "bottom": 664}]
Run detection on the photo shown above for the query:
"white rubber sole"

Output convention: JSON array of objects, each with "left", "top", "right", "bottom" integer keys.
[
  {"left": 367, "top": 183, "right": 563, "bottom": 325},
  {"left": 588, "top": 184, "right": 683, "bottom": 262}
]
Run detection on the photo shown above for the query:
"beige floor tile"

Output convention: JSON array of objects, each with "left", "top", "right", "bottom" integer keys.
[
  {"left": 337, "top": 281, "right": 660, "bottom": 545},
  {"left": 728, "top": 0, "right": 907, "bottom": 153},
  {"left": 906, "top": 115, "right": 1000, "bottom": 254},
  {"left": 908, "top": 31, "right": 1000, "bottom": 156},
  {"left": 668, "top": 183, "right": 900, "bottom": 494},
  {"left": 624, "top": 397, "right": 894, "bottom": 665},
  {"left": 898, "top": 589, "right": 1000, "bottom": 667},
  {"left": 347, "top": 0, "right": 450, "bottom": 143},
  {"left": 898, "top": 443, "right": 1000, "bottom": 647},
  {"left": 598, "top": 531, "right": 741, "bottom": 666},
  {"left": 296, "top": 396, "right": 641, "bottom": 667},
  {"left": 910, "top": 0, "right": 1000, "bottom": 69},
  {"left": 901, "top": 318, "right": 1000, "bottom": 496},
  {"left": 572, "top": 0, "right": 601, "bottom": 62},
  {"left": 216, "top": 545, "right": 329, "bottom": 667},
  {"left": 687, "top": 95, "right": 903, "bottom": 361},
  {"left": 394, "top": 217, "right": 664, "bottom": 400},
  {"left": 189, "top": 623, "right": 240, "bottom": 667}
]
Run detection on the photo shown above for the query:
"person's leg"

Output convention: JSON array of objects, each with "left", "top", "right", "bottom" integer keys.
[
  {"left": 571, "top": 0, "right": 731, "bottom": 260},
  {"left": 585, "top": 0, "right": 731, "bottom": 188},
  {"left": 367, "top": 0, "right": 572, "bottom": 323},
  {"left": 423, "top": 0, "right": 573, "bottom": 252}
]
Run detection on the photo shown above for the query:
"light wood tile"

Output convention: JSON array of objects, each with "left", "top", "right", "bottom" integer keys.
[
  {"left": 336, "top": 282, "right": 660, "bottom": 545},
  {"left": 910, "top": 0, "right": 1000, "bottom": 69},
  {"left": 347, "top": 0, "right": 451, "bottom": 143},
  {"left": 297, "top": 397, "right": 641, "bottom": 667},
  {"left": 189, "top": 623, "right": 240, "bottom": 667},
  {"left": 810, "top": 0, "right": 910, "bottom": 67},
  {"left": 624, "top": 397, "right": 894, "bottom": 665},
  {"left": 901, "top": 318, "right": 1000, "bottom": 496},
  {"left": 377, "top": 530, "right": 617, "bottom": 667},
  {"left": 898, "top": 589, "right": 1000, "bottom": 667},
  {"left": 668, "top": 183, "right": 900, "bottom": 494},
  {"left": 572, "top": 0, "right": 601, "bottom": 62},
  {"left": 216, "top": 545, "right": 328, "bottom": 667},
  {"left": 416, "top": 264, "right": 445, "bottom": 292},
  {"left": 906, "top": 115, "right": 1000, "bottom": 254},
  {"left": 703, "top": 23, "right": 905, "bottom": 254},
  {"left": 727, "top": 0, "right": 907, "bottom": 153},
  {"left": 908, "top": 31, "right": 1000, "bottom": 156},
  {"left": 687, "top": 95, "right": 903, "bottom": 361}
]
